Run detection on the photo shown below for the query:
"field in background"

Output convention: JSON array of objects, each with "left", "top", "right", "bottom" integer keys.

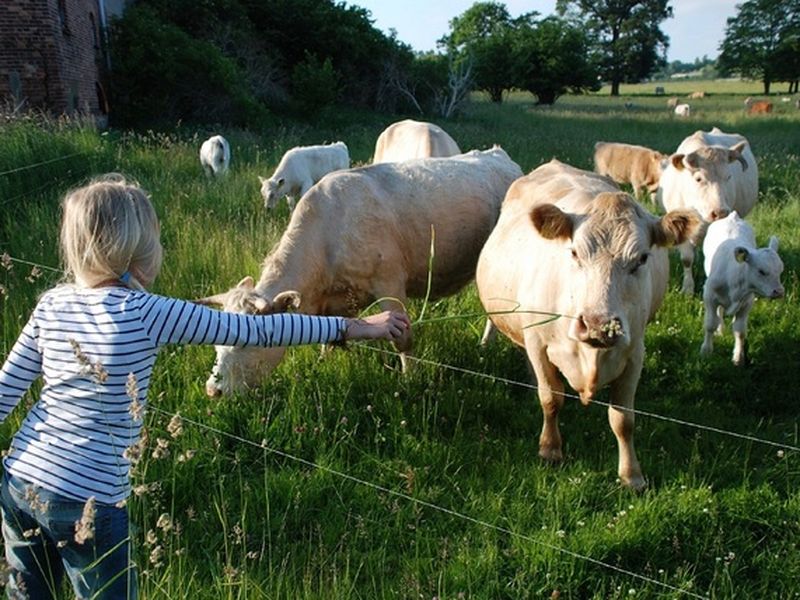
[{"left": 1, "top": 92, "right": 799, "bottom": 599}]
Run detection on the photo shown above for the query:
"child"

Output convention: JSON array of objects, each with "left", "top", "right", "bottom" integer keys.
[{"left": 0, "top": 174, "right": 409, "bottom": 599}]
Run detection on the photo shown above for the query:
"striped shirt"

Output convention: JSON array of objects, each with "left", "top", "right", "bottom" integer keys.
[{"left": 0, "top": 285, "right": 346, "bottom": 506}]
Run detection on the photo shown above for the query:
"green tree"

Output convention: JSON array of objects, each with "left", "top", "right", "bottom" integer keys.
[
  {"left": 513, "top": 16, "right": 600, "bottom": 105},
  {"left": 556, "top": 0, "right": 672, "bottom": 96},
  {"left": 718, "top": 0, "right": 800, "bottom": 94}
]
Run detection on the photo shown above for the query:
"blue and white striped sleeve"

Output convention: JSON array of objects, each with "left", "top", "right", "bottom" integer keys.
[
  {"left": 136, "top": 294, "right": 347, "bottom": 348},
  {"left": 0, "top": 314, "right": 42, "bottom": 422}
]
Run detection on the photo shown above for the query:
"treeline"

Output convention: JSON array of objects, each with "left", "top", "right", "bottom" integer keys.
[{"left": 107, "top": 0, "right": 675, "bottom": 127}]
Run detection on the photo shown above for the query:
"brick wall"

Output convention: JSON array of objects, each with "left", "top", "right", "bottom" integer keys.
[{"left": 0, "top": 0, "right": 108, "bottom": 117}]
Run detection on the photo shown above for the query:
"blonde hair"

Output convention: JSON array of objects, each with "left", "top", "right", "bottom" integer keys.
[{"left": 60, "top": 174, "right": 163, "bottom": 289}]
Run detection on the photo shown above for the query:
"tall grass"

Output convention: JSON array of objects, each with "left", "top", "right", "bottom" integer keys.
[{"left": 1, "top": 89, "right": 798, "bottom": 598}]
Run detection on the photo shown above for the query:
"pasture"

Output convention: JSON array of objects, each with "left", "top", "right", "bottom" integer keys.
[{"left": 1, "top": 86, "right": 799, "bottom": 598}]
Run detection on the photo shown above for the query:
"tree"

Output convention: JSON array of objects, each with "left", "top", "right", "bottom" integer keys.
[
  {"left": 717, "top": 0, "right": 800, "bottom": 94},
  {"left": 439, "top": 2, "right": 536, "bottom": 103},
  {"left": 556, "top": 0, "right": 672, "bottom": 96},
  {"left": 513, "top": 16, "right": 600, "bottom": 105}
]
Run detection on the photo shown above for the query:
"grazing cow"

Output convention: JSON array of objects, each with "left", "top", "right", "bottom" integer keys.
[
  {"left": 748, "top": 101, "right": 773, "bottom": 115},
  {"left": 674, "top": 103, "right": 691, "bottom": 117},
  {"left": 259, "top": 142, "right": 350, "bottom": 211},
  {"left": 200, "top": 147, "right": 523, "bottom": 396},
  {"left": 701, "top": 211, "right": 784, "bottom": 366},
  {"left": 593, "top": 142, "right": 667, "bottom": 199},
  {"left": 688, "top": 91, "right": 706, "bottom": 99},
  {"left": 667, "top": 97, "right": 680, "bottom": 109},
  {"left": 654, "top": 86, "right": 665, "bottom": 95},
  {"left": 657, "top": 127, "right": 758, "bottom": 294},
  {"left": 200, "top": 135, "right": 231, "bottom": 178},
  {"left": 372, "top": 119, "right": 461, "bottom": 164},
  {"left": 476, "top": 160, "right": 701, "bottom": 489}
]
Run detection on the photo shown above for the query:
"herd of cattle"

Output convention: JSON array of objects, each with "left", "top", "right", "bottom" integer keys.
[{"left": 196, "top": 118, "right": 786, "bottom": 489}]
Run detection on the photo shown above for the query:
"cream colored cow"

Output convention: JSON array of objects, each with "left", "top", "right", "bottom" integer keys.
[
  {"left": 372, "top": 119, "right": 461, "bottom": 163},
  {"left": 593, "top": 142, "right": 667, "bottom": 199}
]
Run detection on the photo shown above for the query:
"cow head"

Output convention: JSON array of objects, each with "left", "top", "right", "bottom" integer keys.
[
  {"left": 196, "top": 276, "right": 302, "bottom": 396},
  {"left": 531, "top": 192, "right": 701, "bottom": 349},
  {"left": 735, "top": 236, "right": 785, "bottom": 299},
  {"left": 669, "top": 142, "right": 749, "bottom": 222},
  {"left": 646, "top": 152, "right": 669, "bottom": 195},
  {"left": 259, "top": 176, "right": 287, "bottom": 209}
]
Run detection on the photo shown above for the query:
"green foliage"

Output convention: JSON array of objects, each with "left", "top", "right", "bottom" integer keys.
[
  {"left": 557, "top": 0, "right": 673, "bottom": 96},
  {"left": 290, "top": 53, "right": 339, "bottom": 115},
  {"left": 718, "top": 0, "right": 800, "bottom": 94}
]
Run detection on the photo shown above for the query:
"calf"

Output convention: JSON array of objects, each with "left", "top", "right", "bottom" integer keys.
[
  {"left": 477, "top": 159, "right": 701, "bottom": 489},
  {"left": 674, "top": 103, "right": 691, "bottom": 117},
  {"left": 666, "top": 97, "right": 679, "bottom": 109},
  {"left": 260, "top": 141, "right": 350, "bottom": 211},
  {"left": 200, "top": 135, "right": 231, "bottom": 177},
  {"left": 748, "top": 101, "right": 773, "bottom": 115},
  {"left": 593, "top": 142, "right": 666, "bottom": 199},
  {"left": 701, "top": 212, "right": 784, "bottom": 366}
]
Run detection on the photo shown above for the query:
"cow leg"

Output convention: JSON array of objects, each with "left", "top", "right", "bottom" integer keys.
[
  {"left": 609, "top": 350, "right": 645, "bottom": 490},
  {"left": 731, "top": 297, "right": 754, "bottom": 366},
  {"left": 700, "top": 296, "right": 721, "bottom": 356},
  {"left": 479, "top": 319, "right": 496, "bottom": 346},
  {"left": 678, "top": 242, "right": 695, "bottom": 295},
  {"left": 525, "top": 344, "right": 564, "bottom": 463},
  {"left": 286, "top": 195, "right": 297, "bottom": 212},
  {"left": 374, "top": 288, "right": 412, "bottom": 372},
  {"left": 715, "top": 305, "right": 726, "bottom": 336}
]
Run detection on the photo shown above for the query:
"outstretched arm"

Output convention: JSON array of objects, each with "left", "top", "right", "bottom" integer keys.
[{"left": 0, "top": 315, "right": 42, "bottom": 422}]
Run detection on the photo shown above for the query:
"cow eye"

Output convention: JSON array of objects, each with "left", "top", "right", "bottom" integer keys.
[
  {"left": 570, "top": 248, "right": 581, "bottom": 265},
  {"left": 694, "top": 175, "right": 703, "bottom": 184},
  {"left": 630, "top": 253, "right": 648, "bottom": 274},
  {"left": 758, "top": 269, "right": 767, "bottom": 276}
]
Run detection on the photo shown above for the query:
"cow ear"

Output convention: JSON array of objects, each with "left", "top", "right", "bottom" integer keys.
[
  {"left": 683, "top": 152, "right": 700, "bottom": 170},
  {"left": 671, "top": 153, "right": 686, "bottom": 171},
  {"left": 734, "top": 247, "right": 750, "bottom": 263},
  {"left": 651, "top": 209, "right": 703, "bottom": 247},
  {"left": 530, "top": 204, "right": 573, "bottom": 241},
  {"left": 768, "top": 235, "right": 779, "bottom": 252},
  {"left": 236, "top": 276, "right": 255, "bottom": 290},
  {"left": 728, "top": 142, "right": 748, "bottom": 171},
  {"left": 258, "top": 176, "right": 267, "bottom": 184},
  {"left": 272, "top": 290, "right": 302, "bottom": 312},
  {"left": 193, "top": 293, "right": 228, "bottom": 307}
]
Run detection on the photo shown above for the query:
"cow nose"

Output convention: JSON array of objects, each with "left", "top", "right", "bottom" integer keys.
[
  {"left": 709, "top": 208, "right": 729, "bottom": 221},
  {"left": 574, "top": 314, "right": 624, "bottom": 348},
  {"left": 772, "top": 287, "right": 785, "bottom": 299},
  {"left": 206, "top": 383, "right": 223, "bottom": 398}
]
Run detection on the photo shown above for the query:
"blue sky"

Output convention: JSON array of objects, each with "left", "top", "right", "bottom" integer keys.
[{"left": 350, "top": 0, "right": 740, "bottom": 64}]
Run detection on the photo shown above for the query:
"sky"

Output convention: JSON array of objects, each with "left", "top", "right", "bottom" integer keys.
[{"left": 349, "top": 0, "right": 740, "bottom": 64}]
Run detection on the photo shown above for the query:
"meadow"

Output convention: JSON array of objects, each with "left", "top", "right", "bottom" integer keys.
[{"left": 1, "top": 81, "right": 799, "bottom": 599}]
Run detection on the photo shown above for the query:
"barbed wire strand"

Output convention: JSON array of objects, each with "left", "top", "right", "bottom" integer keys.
[
  {"left": 356, "top": 343, "right": 800, "bottom": 454},
  {"left": 0, "top": 151, "right": 88, "bottom": 178},
  {"left": 149, "top": 405, "right": 708, "bottom": 600}
]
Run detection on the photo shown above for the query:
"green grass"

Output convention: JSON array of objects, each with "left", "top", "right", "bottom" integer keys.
[{"left": 1, "top": 89, "right": 799, "bottom": 599}]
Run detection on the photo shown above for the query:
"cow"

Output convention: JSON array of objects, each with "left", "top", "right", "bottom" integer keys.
[
  {"left": 701, "top": 211, "right": 784, "bottom": 366},
  {"left": 654, "top": 86, "right": 665, "bottom": 95},
  {"left": 656, "top": 127, "right": 758, "bottom": 294},
  {"left": 748, "top": 101, "right": 773, "bottom": 115},
  {"left": 200, "top": 135, "right": 231, "bottom": 178},
  {"left": 674, "top": 103, "right": 691, "bottom": 117},
  {"left": 476, "top": 159, "right": 702, "bottom": 490},
  {"left": 666, "top": 97, "right": 680, "bottom": 109},
  {"left": 593, "top": 142, "right": 667, "bottom": 199},
  {"left": 688, "top": 91, "right": 706, "bottom": 99},
  {"left": 372, "top": 119, "right": 461, "bottom": 164},
  {"left": 259, "top": 141, "right": 350, "bottom": 211},
  {"left": 199, "top": 147, "right": 523, "bottom": 396}
]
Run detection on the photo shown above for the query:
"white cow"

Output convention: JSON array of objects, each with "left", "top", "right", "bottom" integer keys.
[
  {"left": 674, "top": 103, "right": 691, "bottom": 117},
  {"left": 477, "top": 160, "right": 701, "bottom": 489},
  {"left": 260, "top": 141, "right": 350, "bottom": 210},
  {"left": 657, "top": 127, "right": 758, "bottom": 294},
  {"left": 200, "top": 147, "right": 523, "bottom": 396},
  {"left": 701, "top": 211, "right": 784, "bottom": 366},
  {"left": 372, "top": 119, "right": 461, "bottom": 164},
  {"left": 200, "top": 135, "right": 231, "bottom": 177}
]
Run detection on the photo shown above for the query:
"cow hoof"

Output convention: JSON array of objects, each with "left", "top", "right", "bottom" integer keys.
[
  {"left": 700, "top": 343, "right": 712, "bottom": 356},
  {"left": 622, "top": 474, "right": 647, "bottom": 492},
  {"left": 538, "top": 446, "right": 563, "bottom": 463}
]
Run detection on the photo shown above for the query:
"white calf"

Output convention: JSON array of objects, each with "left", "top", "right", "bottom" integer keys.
[
  {"left": 260, "top": 141, "right": 350, "bottom": 210},
  {"left": 701, "top": 212, "right": 784, "bottom": 366},
  {"left": 200, "top": 135, "right": 230, "bottom": 177},
  {"left": 674, "top": 104, "right": 691, "bottom": 117}
]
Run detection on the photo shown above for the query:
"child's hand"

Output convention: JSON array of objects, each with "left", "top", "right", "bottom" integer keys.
[{"left": 344, "top": 311, "right": 410, "bottom": 342}]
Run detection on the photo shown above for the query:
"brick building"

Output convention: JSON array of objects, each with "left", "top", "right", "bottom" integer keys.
[{"left": 0, "top": 0, "right": 130, "bottom": 121}]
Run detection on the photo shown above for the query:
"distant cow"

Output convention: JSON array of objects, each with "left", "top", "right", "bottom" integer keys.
[
  {"left": 259, "top": 142, "right": 350, "bottom": 211},
  {"left": 688, "top": 91, "right": 706, "bottom": 99},
  {"left": 200, "top": 147, "right": 523, "bottom": 396},
  {"left": 476, "top": 159, "right": 701, "bottom": 490},
  {"left": 701, "top": 211, "right": 784, "bottom": 365},
  {"left": 655, "top": 86, "right": 665, "bottom": 95},
  {"left": 593, "top": 142, "right": 666, "bottom": 199},
  {"left": 200, "top": 135, "right": 231, "bottom": 178},
  {"left": 372, "top": 119, "right": 461, "bottom": 164},
  {"left": 667, "top": 97, "right": 680, "bottom": 109},
  {"left": 674, "top": 103, "right": 691, "bottom": 117},
  {"left": 748, "top": 101, "right": 773, "bottom": 115},
  {"left": 657, "top": 127, "right": 758, "bottom": 294}
]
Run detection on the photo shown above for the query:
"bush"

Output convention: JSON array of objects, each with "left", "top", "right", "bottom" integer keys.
[{"left": 290, "top": 53, "right": 339, "bottom": 115}]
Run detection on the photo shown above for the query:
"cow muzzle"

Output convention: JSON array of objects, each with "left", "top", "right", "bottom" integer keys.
[
  {"left": 570, "top": 314, "right": 625, "bottom": 348},
  {"left": 708, "top": 207, "right": 730, "bottom": 222},
  {"left": 771, "top": 286, "right": 785, "bottom": 299}
]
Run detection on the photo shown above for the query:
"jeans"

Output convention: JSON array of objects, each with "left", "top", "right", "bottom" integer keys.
[{"left": 0, "top": 471, "right": 137, "bottom": 599}]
